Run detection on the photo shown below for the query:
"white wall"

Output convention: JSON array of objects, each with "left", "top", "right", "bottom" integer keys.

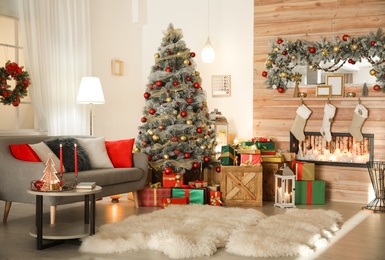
[{"left": 90, "top": 0, "right": 254, "bottom": 141}]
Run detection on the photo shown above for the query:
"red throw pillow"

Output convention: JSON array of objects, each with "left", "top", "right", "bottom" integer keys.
[
  {"left": 105, "top": 138, "right": 135, "bottom": 168},
  {"left": 9, "top": 144, "right": 41, "bottom": 162}
]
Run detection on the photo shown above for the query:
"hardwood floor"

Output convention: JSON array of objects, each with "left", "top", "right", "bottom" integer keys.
[{"left": 1, "top": 195, "right": 384, "bottom": 260}]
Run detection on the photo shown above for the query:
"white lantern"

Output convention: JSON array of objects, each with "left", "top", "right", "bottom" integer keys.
[{"left": 274, "top": 165, "right": 296, "bottom": 208}]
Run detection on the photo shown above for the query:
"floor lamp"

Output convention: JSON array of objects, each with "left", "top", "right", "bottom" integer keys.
[{"left": 76, "top": 77, "right": 105, "bottom": 136}]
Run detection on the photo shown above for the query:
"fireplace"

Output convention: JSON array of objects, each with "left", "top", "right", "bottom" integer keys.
[{"left": 290, "top": 132, "right": 374, "bottom": 168}]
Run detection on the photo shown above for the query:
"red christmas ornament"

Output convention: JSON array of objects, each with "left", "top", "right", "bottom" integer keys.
[
  {"left": 370, "top": 41, "right": 376, "bottom": 46},
  {"left": 173, "top": 81, "right": 179, "bottom": 86},
  {"left": 167, "top": 50, "right": 172, "bottom": 55},
  {"left": 2, "top": 90, "right": 12, "bottom": 98},
  {"left": 158, "top": 124, "right": 165, "bottom": 130},
  {"left": 144, "top": 92, "right": 150, "bottom": 99},
  {"left": 282, "top": 50, "right": 287, "bottom": 55},
  {"left": 215, "top": 166, "right": 221, "bottom": 173},
  {"left": 190, "top": 52, "right": 196, "bottom": 57},
  {"left": 261, "top": 71, "right": 268, "bottom": 77},
  {"left": 172, "top": 136, "right": 178, "bottom": 142},
  {"left": 192, "top": 162, "right": 200, "bottom": 168},
  {"left": 184, "top": 152, "right": 191, "bottom": 159},
  {"left": 196, "top": 127, "right": 203, "bottom": 133},
  {"left": 193, "top": 82, "right": 200, "bottom": 88},
  {"left": 149, "top": 84, "right": 154, "bottom": 89},
  {"left": 156, "top": 81, "right": 163, "bottom": 87},
  {"left": 174, "top": 149, "right": 180, "bottom": 155},
  {"left": 142, "top": 141, "right": 147, "bottom": 147},
  {"left": 34, "top": 180, "right": 44, "bottom": 190},
  {"left": 186, "top": 76, "right": 192, "bottom": 81},
  {"left": 149, "top": 108, "right": 156, "bottom": 115},
  {"left": 165, "top": 67, "right": 172, "bottom": 72},
  {"left": 203, "top": 156, "right": 210, "bottom": 163},
  {"left": 277, "top": 87, "right": 284, "bottom": 93},
  {"left": 342, "top": 34, "right": 349, "bottom": 41},
  {"left": 180, "top": 111, "right": 187, "bottom": 117},
  {"left": 186, "top": 97, "right": 193, "bottom": 103},
  {"left": 164, "top": 167, "right": 173, "bottom": 175},
  {"left": 148, "top": 155, "right": 152, "bottom": 161},
  {"left": 141, "top": 117, "right": 147, "bottom": 123},
  {"left": 277, "top": 38, "right": 283, "bottom": 44},
  {"left": 373, "top": 84, "right": 381, "bottom": 91},
  {"left": 308, "top": 47, "right": 316, "bottom": 53},
  {"left": 348, "top": 59, "right": 355, "bottom": 64}
]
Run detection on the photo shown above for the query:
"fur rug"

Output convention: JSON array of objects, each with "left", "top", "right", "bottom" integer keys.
[{"left": 79, "top": 205, "right": 343, "bottom": 258}]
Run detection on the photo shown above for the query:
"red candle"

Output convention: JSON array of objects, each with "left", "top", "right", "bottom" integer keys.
[
  {"left": 74, "top": 143, "right": 78, "bottom": 175},
  {"left": 59, "top": 144, "right": 63, "bottom": 176}
]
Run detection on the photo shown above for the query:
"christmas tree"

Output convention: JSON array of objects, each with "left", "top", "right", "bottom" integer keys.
[
  {"left": 39, "top": 153, "right": 61, "bottom": 191},
  {"left": 135, "top": 24, "right": 220, "bottom": 177}
]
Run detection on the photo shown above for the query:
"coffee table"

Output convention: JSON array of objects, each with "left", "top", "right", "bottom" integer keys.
[{"left": 27, "top": 186, "right": 102, "bottom": 250}]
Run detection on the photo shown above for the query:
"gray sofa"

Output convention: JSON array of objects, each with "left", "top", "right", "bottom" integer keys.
[{"left": 0, "top": 135, "right": 148, "bottom": 223}]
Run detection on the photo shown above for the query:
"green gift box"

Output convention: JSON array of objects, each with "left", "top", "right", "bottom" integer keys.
[
  {"left": 241, "top": 141, "right": 255, "bottom": 146},
  {"left": 295, "top": 180, "right": 325, "bottom": 205},
  {"left": 171, "top": 187, "right": 207, "bottom": 204},
  {"left": 221, "top": 145, "right": 235, "bottom": 165},
  {"left": 256, "top": 141, "right": 275, "bottom": 151}
]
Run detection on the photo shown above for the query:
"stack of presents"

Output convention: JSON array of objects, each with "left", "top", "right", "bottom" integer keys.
[{"left": 137, "top": 169, "right": 222, "bottom": 208}]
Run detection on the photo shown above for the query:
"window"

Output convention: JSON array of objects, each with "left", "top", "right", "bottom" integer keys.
[{"left": 0, "top": 15, "right": 35, "bottom": 133}]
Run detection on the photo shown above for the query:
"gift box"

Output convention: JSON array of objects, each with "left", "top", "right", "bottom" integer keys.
[
  {"left": 256, "top": 141, "right": 275, "bottom": 155},
  {"left": 188, "top": 180, "right": 208, "bottom": 188},
  {"left": 209, "top": 191, "right": 222, "bottom": 206},
  {"left": 240, "top": 154, "right": 261, "bottom": 166},
  {"left": 295, "top": 162, "right": 315, "bottom": 180},
  {"left": 241, "top": 141, "right": 255, "bottom": 146},
  {"left": 162, "top": 173, "right": 183, "bottom": 188},
  {"left": 171, "top": 187, "right": 208, "bottom": 204},
  {"left": 137, "top": 187, "right": 171, "bottom": 207},
  {"left": 161, "top": 197, "right": 188, "bottom": 208},
  {"left": 295, "top": 180, "right": 325, "bottom": 205},
  {"left": 261, "top": 155, "right": 284, "bottom": 163},
  {"left": 221, "top": 145, "right": 235, "bottom": 165}
]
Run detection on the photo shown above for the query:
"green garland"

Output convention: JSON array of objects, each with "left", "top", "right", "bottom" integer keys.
[
  {"left": 0, "top": 61, "right": 31, "bottom": 106},
  {"left": 263, "top": 28, "right": 385, "bottom": 92}
]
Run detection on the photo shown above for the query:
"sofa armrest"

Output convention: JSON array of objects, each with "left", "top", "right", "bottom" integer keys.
[{"left": 132, "top": 152, "right": 148, "bottom": 181}]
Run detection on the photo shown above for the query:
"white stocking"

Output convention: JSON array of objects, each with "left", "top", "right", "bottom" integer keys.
[
  {"left": 348, "top": 104, "right": 368, "bottom": 141},
  {"left": 290, "top": 104, "right": 312, "bottom": 142},
  {"left": 320, "top": 103, "right": 336, "bottom": 142}
]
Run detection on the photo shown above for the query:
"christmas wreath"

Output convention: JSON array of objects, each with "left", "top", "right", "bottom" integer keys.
[
  {"left": 0, "top": 61, "right": 31, "bottom": 106},
  {"left": 262, "top": 28, "right": 385, "bottom": 93}
]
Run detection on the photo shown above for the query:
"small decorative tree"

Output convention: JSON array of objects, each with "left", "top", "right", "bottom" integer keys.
[
  {"left": 40, "top": 153, "right": 61, "bottom": 191},
  {"left": 135, "top": 24, "right": 220, "bottom": 178}
]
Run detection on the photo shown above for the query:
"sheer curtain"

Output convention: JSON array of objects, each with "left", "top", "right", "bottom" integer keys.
[{"left": 18, "top": 0, "right": 91, "bottom": 135}]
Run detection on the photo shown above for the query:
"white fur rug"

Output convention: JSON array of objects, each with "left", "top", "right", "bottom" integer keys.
[{"left": 79, "top": 205, "right": 343, "bottom": 258}]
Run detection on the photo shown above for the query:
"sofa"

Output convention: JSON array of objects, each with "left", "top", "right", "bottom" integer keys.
[{"left": 0, "top": 135, "right": 148, "bottom": 223}]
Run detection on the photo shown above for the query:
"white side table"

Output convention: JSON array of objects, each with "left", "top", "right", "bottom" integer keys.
[{"left": 27, "top": 186, "right": 102, "bottom": 250}]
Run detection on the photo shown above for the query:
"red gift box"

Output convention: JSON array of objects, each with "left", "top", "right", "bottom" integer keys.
[
  {"left": 137, "top": 187, "right": 171, "bottom": 207},
  {"left": 161, "top": 197, "right": 188, "bottom": 208},
  {"left": 240, "top": 154, "right": 261, "bottom": 166},
  {"left": 162, "top": 173, "right": 183, "bottom": 188},
  {"left": 209, "top": 191, "right": 222, "bottom": 206}
]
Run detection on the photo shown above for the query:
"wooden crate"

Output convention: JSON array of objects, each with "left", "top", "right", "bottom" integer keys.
[{"left": 220, "top": 166, "right": 262, "bottom": 206}]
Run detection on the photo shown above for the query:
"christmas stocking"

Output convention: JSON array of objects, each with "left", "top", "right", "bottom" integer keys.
[
  {"left": 320, "top": 103, "right": 336, "bottom": 142},
  {"left": 290, "top": 104, "right": 312, "bottom": 142},
  {"left": 348, "top": 104, "right": 368, "bottom": 141}
]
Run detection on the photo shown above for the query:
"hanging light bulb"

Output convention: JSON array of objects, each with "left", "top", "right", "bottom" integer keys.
[{"left": 201, "top": 0, "right": 215, "bottom": 63}]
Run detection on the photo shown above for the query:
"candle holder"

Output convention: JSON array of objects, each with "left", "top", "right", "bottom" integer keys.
[{"left": 274, "top": 165, "right": 296, "bottom": 208}]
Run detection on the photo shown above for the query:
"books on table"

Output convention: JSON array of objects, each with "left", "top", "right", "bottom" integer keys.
[{"left": 76, "top": 182, "right": 96, "bottom": 189}]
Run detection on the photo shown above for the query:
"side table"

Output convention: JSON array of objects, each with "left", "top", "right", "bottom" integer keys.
[{"left": 27, "top": 186, "right": 102, "bottom": 250}]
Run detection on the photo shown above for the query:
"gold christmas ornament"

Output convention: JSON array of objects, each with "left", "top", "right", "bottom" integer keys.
[
  {"left": 333, "top": 46, "right": 340, "bottom": 53},
  {"left": 186, "top": 119, "right": 193, "bottom": 125},
  {"left": 200, "top": 144, "right": 207, "bottom": 150},
  {"left": 163, "top": 154, "right": 170, "bottom": 159},
  {"left": 265, "top": 59, "right": 273, "bottom": 66},
  {"left": 183, "top": 59, "right": 189, "bottom": 65},
  {"left": 177, "top": 52, "right": 182, "bottom": 56},
  {"left": 173, "top": 110, "right": 178, "bottom": 116},
  {"left": 207, "top": 144, "right": 212, "bottom": 149},
  {"left": 134, "top": 147, "right": 140, "bottom": 153},
  {"left": 166, "top": 97, "right": 172, "bottom": 102},
  {"left": 290, "top": 55, "right": 296, "bottom": 60},
  {"left": 195, "top": 71, "right": 200, "bottom": 76},
  {"left": 369, "top": 69, "right": 377, "bottom": 76},
  {"left": 154, "top": 53, "right": 160, "bottom": 58},
  {"left": 147, "top": 129, "right": 154, "bottom": 136},
  {"left": 180, "top": 135, "right": 187, "bottom": 141},
  {"left": 322, "top": 49, "right": 329, "bottom": 56},
  {"left": 273, "top": 47, "right": 279, "bottom": 52},
  {"left": 201, "top": 123, "right": 206, "bottom": 129},
  {"left": 280, "top": 72, "right": 287, "bottom": 78},
  {"left": 351, "top": 44, "right": 358, "bottom": 51},
  {"left": 152, "top": 134, "right": 160, "bottom": 141}
]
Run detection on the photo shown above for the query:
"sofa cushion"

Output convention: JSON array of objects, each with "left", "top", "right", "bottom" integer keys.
[
  {"left": 74, "top": 167, "right": 143, "bottom": 186},
  {"left": 9, "top": 144, "right": 42, "bottom": 162},
  {"left": 76, "top": 137, "right": 114, "bottom": 169},
  {"left": 29, "top": 142, "right": 62, "bottom": 172},
  {"left": 43, "top": 137, "right": 91, "bottom": 172},
  {"left": 105, "top": 138, "right": 135, "bottom": 168}
]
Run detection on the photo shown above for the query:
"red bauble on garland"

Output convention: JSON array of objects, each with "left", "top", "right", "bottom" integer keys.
[
  {"left": 155, "top": 81, "right": 163, "bottom": 87},
  {"left": 342, "top": 34, "right": 349, "bottom": 41},
  {"left": 203, "top": 156, "right": 210, "bottom": 163},
  {"left": 149, "top": 108, "right": 156, "bottom": 115},
  {"left": 184, "top": 152, "right": 191, "bottom": 159},
  {"left": 141, "top": 117, "right": 147, "bottom": 123},
  {"left": 370, "top": 41, "right": 376, "bottom": 46},
  {"left": 215, "top": 166, "right": 221, "bottom": 173},
  {"left": 186, "top": 76, "right": 192, "bottom": 81},
  {"left": 180, "top": 111, "right": 187, "bottom": 117},
  {"left": 196, "top": 127, "right": 203, "bottom": 133},
  {"left": 172, "top": 136, "right": 178, "bottom": 142},
  {"left": 149, "top": 83, "right": 154, "bottom": 89},
  {"left": 190, "top": 52, "right": 196, "bottom": 57},
  {"left": 173, "top": 81, "right": 179, "bottom": 86},
  {"left": 373, "top": 84, "right": 381, "bottom": 91},
  {"left": 277, "top": 87, "right": 284, "bottom": 93},
  {"left": 192, "top": 162, "right": 200, "bottom": 168},
  {"left": 277, "top": 38, "right": 283, "bottom": 44},
  {"left": 147, "top": 155, "right": 152, "bottom": 161},
  {"left": 174, "top": 149, "right": 180, "bottom": 155},
  {"left": 261, "top": 71, "right": 268, "bottom": 77},
  {"left": 193, "top": 82, "right": 200, "bottom": 88},
  {"left": 165, "top": 67, "right": 172, "bottom": 72},
  {"left": 164, "top": 166, "right": 173, "bottom": 175},
  {"left": 308, "top": 47, "right": 316, "bottom": 53},
  {"left": 282, "top": 50, "right": 287, "bottom": 55},
  {"left": 144, "top": 92, "right": 150, "bottom": 99},
  {"left": 186, "top": 97, "right": 193, "bottom": 103}
]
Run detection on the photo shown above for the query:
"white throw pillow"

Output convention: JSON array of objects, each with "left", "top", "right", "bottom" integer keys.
[
  {"left": 76, "top": 137, "right": 114, "bottom": 169},
  {"left": 29, "top": 142, "right": 62, "bottom": 172}
]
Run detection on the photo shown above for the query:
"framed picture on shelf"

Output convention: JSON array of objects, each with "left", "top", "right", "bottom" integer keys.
[
  {"left": 326, "top": 74, "right": 344, "bottom": 97},
  {"left": 316, "top": 85, "right": 331, "bottom": 97},
  {"left": 212, "top": 75, "right": 231, "bottom": 97}
]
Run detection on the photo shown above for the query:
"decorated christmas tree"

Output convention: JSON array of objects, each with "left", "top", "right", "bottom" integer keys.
[{"left": 135, "top": 24, "right": 220, "bottom": 178}]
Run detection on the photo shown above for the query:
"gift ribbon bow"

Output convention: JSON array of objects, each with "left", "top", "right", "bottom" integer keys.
[
  {"left": 150, "top": 182, "right": 162, "bottom": 188},
  {"left": 240, "top": 160, "right": 258, "bottom": 167},
  {"left": 210, "top": 193, "right": 222, "bottom": 206}
]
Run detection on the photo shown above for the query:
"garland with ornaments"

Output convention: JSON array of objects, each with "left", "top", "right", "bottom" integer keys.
[
  {"left": 262, "top": 28, "right": 385, "bottom": 93},
  {"left": 0, "top": 61, "right": 31, "bottom": 106}
]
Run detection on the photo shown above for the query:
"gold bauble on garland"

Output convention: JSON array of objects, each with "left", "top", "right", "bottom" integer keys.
[
  {"left": 333, "top": 46, "right": 340, "bottom": 53},
  {"left": 166, "top": 97, "right": 172, "bottom": 102},
  {"left": 186, "top": 119, "right": 193, "bottom": 125},
  {"left": 180, "top": 135, "right": 187, "bottom": 141},
  {"left": 351, "top": 44, "right": 358, "bottom": 51},
  {"left": 280, "top": 72, "right": 287, "bottom": 78},
  {"left": 152, "top": 134, "right": 160, "bottom": 141},
  {"left": 147, "top": 129, "right": 154, "bottom": 136},
  {"left": 370, "top": 69, "right": 377, "bottom": 76},
  {"left": 154, "top": 53, "right": 160, "bottom": 58},
  {"left": 183, "top": 59, "right": 189, "bottom": 65},
  {"left": 163, "top": 154, "right": 170, "bottom": 159},
  {"left": 134, "top": 147, "right": 140, "bottom": 153}
]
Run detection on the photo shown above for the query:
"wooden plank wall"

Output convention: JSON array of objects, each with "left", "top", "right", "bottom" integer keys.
[{"left": 254, "top": 0, "right": 385, "bottom": 204}]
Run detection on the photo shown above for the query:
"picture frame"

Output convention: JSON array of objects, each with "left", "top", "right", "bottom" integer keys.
[
  {"left": 111, "top": 60, "right": 124, "bottom": 76},
  {"left": 326, "top": 74, "right": 344, "bottom": 97},
  {"left": 316, "top": 85, "right": 331, "bottom": 97},
  {"left": 212, "top": 75, "right": 231, "bottom": 97}
]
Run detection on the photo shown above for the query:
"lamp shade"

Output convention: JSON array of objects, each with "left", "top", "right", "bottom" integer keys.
[
  {"left": 201, "top": 37, "right": 215, "bottom": 63},
  {"left": 77, "top": 77, "right": 105, "bottom": 104}
]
